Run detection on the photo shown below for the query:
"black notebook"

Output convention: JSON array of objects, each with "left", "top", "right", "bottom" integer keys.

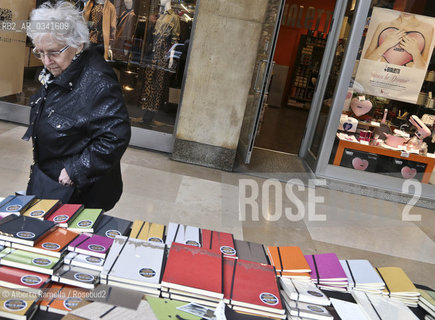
[{"left": 0, "top": 215, "right": 56, "bottom": 246}]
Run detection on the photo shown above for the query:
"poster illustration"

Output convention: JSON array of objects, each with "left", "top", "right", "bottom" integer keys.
[
  {"left": 0, "top": 1, "right": 34, "bottom": 97},
  {"left": 354, "top": 7, "right": 435, "bottom": 104}
]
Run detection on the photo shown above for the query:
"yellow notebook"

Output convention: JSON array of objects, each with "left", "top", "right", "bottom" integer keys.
[
  {"left": 377, "top": 267, "right": 419, "bottom": 296},
  {"left": 22, "top": 199, "right": 61, "bottom": 220},
  {"left": 0, "top": 286, "right": 38, "bottom": 318},
  {"left": 130, "top": 220, "right": 165, "bottom": 243}
]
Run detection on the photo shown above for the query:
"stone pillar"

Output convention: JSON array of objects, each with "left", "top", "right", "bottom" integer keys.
[{"left": 172, "top": 0, "right": 268, "bottom": 171}]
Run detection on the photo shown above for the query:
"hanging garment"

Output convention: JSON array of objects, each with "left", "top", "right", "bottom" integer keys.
[{"left": 139, "top": 9, "right": 180, "bottom": 113}]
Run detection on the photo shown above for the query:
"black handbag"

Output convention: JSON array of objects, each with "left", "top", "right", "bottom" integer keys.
[{"left": 26, "top": 163, "right": 75, "bottom": 203}]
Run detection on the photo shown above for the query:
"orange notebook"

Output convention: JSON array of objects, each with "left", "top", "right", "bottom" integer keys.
[
  {"left": 39, "top": 283, "right": 89, "bottom": 315},
  {"left": 266, "top": 246, "right": 311, "bottom": 275},
  {"left": 11, "top": 227, "right": 78, "bottom": 258}
]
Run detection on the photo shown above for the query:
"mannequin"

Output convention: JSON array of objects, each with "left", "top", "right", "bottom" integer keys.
[
  {"left": 139, "top": 0, "right": 180, "bottom": 124},
  {"left": 112, "top": 0, "right": 137, "bottom": 60},
  {"left": 83, "top": 0, "right": 117, "bottom": 60}
]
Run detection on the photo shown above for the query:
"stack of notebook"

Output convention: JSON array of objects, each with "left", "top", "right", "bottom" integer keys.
[
  {"left": 280, "top": 277, "right": 332, "bottom": 320},
  {"left": 0, "top": 286, "right": 40, "bottom": 319},
  {"left": 340, "top": 259, "right": 385, "bottom": 294},
  {"left": 267, "top": 246, "right": 311, "bottom": 279},
  {"left": 233, "top": 239, "right": 269, "bottom": 264},
  {"left": 165, "top": 222, "right": 201, "bottom": 247},
  {"left": 161, "top": 242, "right": 223, "bottom": 307},
  {"left": 416, "top": 286, "right": 435, "bottom": 318},
  {"left": 377, "top": 267, "right": 420, "bottom": 307},
  {"left": 305, "top": 253, "right": 348, "bottom": 291},
  {"left": 39, "top": 282, "right": 90, "bottom": 315},
  {"left": 201, "top": 229, "right": 237, "bottom": 258},
  {"left": 130, "top": 220, "right": 165, "bottom": 243},
  {"left": 223, "top": 258, "right": 286, "bottom": 319},
  {"left": 0, "top": 195, "right": 36, "bottom": 217},
  {"left": 101, "top": 236, "right": 166, "bottom": 295}
]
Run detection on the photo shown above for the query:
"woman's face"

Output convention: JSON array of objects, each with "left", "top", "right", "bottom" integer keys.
[{"left": 34, "top": 34, "right": 79, "bottom": 77}]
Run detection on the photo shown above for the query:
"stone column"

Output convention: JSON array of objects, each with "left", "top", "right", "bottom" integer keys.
[{"left": 172, "top": 0, "right": 269, "bottom": 170}]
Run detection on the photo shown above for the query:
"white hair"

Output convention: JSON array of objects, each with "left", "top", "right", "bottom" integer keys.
[{"left": 27, "top": 1, "right": 89, "bottom": 48}]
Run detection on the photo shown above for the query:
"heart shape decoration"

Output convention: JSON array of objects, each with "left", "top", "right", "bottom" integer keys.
[
  {"left": 351, "top": 98, "right": 372, "bottom": 117},
  {"left": 401, "top": 166, "right": 417, "bottom": 179},
  {"left": 352, "top": 157, "right": 369, "bottom": 171},
  {"left": 343, "top": 122, "right": 353, "bottom": 131},
  {"left": 378, "top": 27, "right": 425, "bottom": 66}
]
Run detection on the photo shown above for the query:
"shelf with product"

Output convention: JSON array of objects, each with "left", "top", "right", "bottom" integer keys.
[{"left": 287, "top": 31, "right": 327, "bottom": 105}]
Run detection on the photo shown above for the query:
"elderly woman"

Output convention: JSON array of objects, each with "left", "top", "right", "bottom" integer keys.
[{"left": 23, "top": 1, "right": 131, "bottom": 211}]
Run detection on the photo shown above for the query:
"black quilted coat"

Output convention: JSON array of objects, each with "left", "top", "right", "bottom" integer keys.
[{"left": 23, "top": 47, "right": 131, "bottom": 211}]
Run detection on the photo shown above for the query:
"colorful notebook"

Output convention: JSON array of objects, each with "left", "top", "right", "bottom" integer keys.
[
  {"left": 52, "top": 264, "right": 100, "bottom": 289},
  {"left": 0, "top": 195, "right": 35, "bottom": 217},
  {"left": 0, "top": 265, "right": 50, "bottom": 295},
  {"left": 0, "top": 214, "right": 55, "bottom": 246},
  {"left": 46, "top": 204, "right": 84, "bottom": 227},
  {"left": 267, "top": 246, "right": 311, "bottom": 275},
  {"left": 224, "top": 258, "right": 285, "bottom": 317},
  {"left": 130, "top": 220, "right": 165, "bottom": 243},
  {"left": 93, "top": 215, "right": 132, "bottom": 239},
  {"left": 165, "top": 222, "right": 201, "bottom": 247},
  {"left": 201, "top": 229, "right": 236, "bottom": 257},
  {"left": 161, "top": 243, "right": 223, "bottom": 299},
  {"left": 21, "top": 199, "right": 61, "bottom": 220},
  {"left": 305, "top": 253, "right": 348, "bottom": 286},
  {"left": 233, "top": 239, "right": 268, "bottom": 264},
  {"left": 0, "top": 286, "right": 39, "bottom": 320},
  {"left": 0, "top": 247, "right": 61, "bottom": 275},
  {"left": 39, "top": 283, "right": 90, "bottom": 315},
  {"left": 146, "top": 296, "right": 203, "bottom": 320},
  {"left": 67, "top": 208, "right": 104, "bottom": 233},
  {"left": 377, "top": 267, "right": 420, "bottom": 306},
  {"left": 103, "top": 238, "right": 165, "bottom": 291},
  {"left": 12, "top": 227, "right": 78, "bottom": 258},
  {"left": 67, "top": 233, "right": 113, "bottom": 258}
]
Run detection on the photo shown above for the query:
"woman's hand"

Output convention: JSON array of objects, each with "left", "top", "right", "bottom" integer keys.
[
  {"left": 379, "top": 28, "right": 405, "bottom": 51},
  {"left": 59, "top": 168, "right": 74, "bottom": 186},
  {"left": 401, "top": 34, "right": 425, "bottom": 68}
]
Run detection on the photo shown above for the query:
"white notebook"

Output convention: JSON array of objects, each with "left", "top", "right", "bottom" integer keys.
[
  {"left": 165, "top": 222, "right": 201, "bottom": 247},
  {"left": 340, "top": 260, "right": 385, "bottom": 290},
  {"left": 280, "top": 278, "right": 330, "bottom": 306}
]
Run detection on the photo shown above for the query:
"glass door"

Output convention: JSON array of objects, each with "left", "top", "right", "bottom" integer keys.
[
  {"left": 237, "top": 0, "right": 285, "bottom": 163},
  {"left": 299, "top": 0, "right": 353, "bottom": 168}
]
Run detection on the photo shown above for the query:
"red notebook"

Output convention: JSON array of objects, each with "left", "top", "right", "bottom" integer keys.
[
  {"left": 46, "top": 204, "right": 84, "bottom": 227},
  {"left": 0, "top": 265, "right": 50, "bottom": 295},
  {"left": 161, "top": 243, "right": 223, "bottom": 299},
  {"left": 225, "top": 258, "right": 285, "bottom": 316},
  {"left": 201, "top": 229, "right": 237, "bottom": 257}
]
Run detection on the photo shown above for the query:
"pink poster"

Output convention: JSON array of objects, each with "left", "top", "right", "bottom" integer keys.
[{"left": 354, "top": 7, "right": 435, "bottom": 104}]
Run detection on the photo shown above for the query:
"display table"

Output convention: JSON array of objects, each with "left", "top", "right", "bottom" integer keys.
[{"left": 333, "top": 139, "right": 435, "bottom": 183}]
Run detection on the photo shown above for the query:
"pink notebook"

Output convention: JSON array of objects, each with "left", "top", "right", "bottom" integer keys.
[
  {"left": 305, "top": 253, "right": 347, "bottom": 284},
  {"left": 67, "top": 233, "right": 113, "bottom": 259}
]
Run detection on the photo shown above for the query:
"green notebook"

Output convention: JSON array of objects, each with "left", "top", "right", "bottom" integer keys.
[
  {"left": 67, "top": 208, "right": 104, "bottom": 233},
  {"left": 0, "top": 247, "right": 60, "bottom": 275},
  {"left": 146, "top": 296, "right": 202, "bottom": 320}
]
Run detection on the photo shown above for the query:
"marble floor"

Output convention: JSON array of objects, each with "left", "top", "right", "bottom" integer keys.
[{"left": 0, "top": 121, "right": 433, "bottom": 288}]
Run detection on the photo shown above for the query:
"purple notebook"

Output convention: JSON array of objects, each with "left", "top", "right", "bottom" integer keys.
[
  {"left": 305, "top": 253, "right": 348, "bottom": 284},
  {"left": 67, "top": 233, "right": 113, "bottom": 258}
]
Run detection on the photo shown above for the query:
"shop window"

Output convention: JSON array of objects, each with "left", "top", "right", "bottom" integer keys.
[
  {"left": 330, "top": 0, "right": 435, "bottom": 185},
  {"left": 0, "top": 0, "right": 196, "bottom": 135}
]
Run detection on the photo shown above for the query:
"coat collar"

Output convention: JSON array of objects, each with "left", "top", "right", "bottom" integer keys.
[{"left": 49, "top": 49, "right": 88, "bottom": 90}]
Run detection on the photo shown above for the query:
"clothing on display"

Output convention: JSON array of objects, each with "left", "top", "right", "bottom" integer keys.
[
  {"left": 83, "top": 0, "right": 117, "bottom": 60},
  {"left": 138, "top": 8, "right": 180, "bottom": 122},
  {"left": 112, "top": 7, "right": 137, "bottom": 61}
]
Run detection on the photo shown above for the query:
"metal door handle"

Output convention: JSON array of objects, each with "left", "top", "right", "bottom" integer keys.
[{"left": 253, "top": 59, "right": 268, "bottom": 94}]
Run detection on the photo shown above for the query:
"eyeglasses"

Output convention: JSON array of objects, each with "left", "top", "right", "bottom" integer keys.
[{"left": 32, "top": 45, "right": 70, "bottom": 60}]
